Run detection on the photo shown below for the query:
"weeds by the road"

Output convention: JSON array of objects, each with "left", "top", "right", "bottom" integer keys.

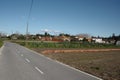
[
  {"left": 12, "top": 41, "right": 120, "bottom": 49},
  {"left": 0, "top": 39, "right": 3, "bottom": 47}
]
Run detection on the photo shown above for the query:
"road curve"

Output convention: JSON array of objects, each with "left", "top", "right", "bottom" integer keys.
[{"left": 0, "top": 42, "right": 102, "bottom": 80}]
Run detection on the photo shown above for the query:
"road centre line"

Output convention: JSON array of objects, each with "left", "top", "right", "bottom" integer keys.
[
  {"left": 35, "top": 66, "right": 44, "bottom": 74},
  {"left": 25, "top": 58, "right": 30, "bottom": 63}
]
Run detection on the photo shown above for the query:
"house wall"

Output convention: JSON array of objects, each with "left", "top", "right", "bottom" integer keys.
[
  {"left": 93, "top": 38, "right": 104, "bottom": 43},
  {"left": 116, "top": 41, "right": 120, "bottom": 45}
]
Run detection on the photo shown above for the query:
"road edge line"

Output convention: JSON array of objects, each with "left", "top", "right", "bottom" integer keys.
[{"left": 55, "top": 60, "right": 102, "bottom": 80}]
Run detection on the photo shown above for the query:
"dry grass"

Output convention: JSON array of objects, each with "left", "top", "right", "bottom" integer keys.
[{"left": 32, "top": 48, "right": 120, "bottom": 80}]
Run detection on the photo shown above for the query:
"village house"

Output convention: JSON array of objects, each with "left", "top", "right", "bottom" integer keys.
[
  {"left": 40, "top": 36, "right": 52, "bottom": 41},
  {"left": 59, "top": 35, "right": 71, "bottom": 42},
  {"left": 73, "top": 35, "right": 92, "bottom": 42},
  {"left": 92, "top": 38, "right": 105, "bottom": 43},
  {"left": 116, "top": 41, "right": 120, "bottom": 45}
]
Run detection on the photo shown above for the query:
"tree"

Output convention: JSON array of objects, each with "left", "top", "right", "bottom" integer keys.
[
  {"left": 44, "top": 32, "right": 50, "bottom": 37},
  {"left": 83, "top": 37, "right": 88, "bottom": 43},
  {"left": 112, "top": 33, "right": 115, "bottom": 40},
  {"left": 76, "top": 33, "right": 91, "bottom": 38},
  {"left": 59, "top": 33, "right": 70, "bottom": 37},
  {"left": 18, "top": 34, "right": 25, "bottom": 40},
  {"left": 0, "top": 32, "right": 7, "bottom": 38}
]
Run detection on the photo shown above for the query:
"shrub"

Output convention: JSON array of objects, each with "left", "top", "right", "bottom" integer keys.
[
  {"left": 0, "top": 39, "right": 3, "bottom": 47},
  {"left": 14, "top": 41, "right": 120, "bottom": 49}
]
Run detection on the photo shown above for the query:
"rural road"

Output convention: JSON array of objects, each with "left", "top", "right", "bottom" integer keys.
[{"left": 0, "top": 42, "right": 102, "bottom": 80}]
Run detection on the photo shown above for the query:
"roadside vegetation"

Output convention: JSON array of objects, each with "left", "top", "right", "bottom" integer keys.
[
  {"left": 12, "top": 41, "right": 120, "bottom": 49},
  {"left": 0, "top": 39, "right": 3, "bottom": 47}
]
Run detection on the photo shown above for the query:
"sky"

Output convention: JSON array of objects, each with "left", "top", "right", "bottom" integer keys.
[{"left": 0, "top": 0, "right": 120, "bottom": 37}]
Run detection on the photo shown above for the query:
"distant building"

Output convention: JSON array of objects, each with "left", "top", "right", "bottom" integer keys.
[
  {"left": 52, "top": 36, "right": 63, "bottom": 42},
  {"left": 11, "top": 36, "right": 17, "bottom": 40},
  {"left": 60, "top": 35, "right": 71, "bottom": 42},
  {"left": 116, "top": 41, "right": 120, "bottom": 45},
  {"left": 41, "top": 36, "right": 52, "bottom": 41},
  {"left": 92, "top": 38, "right": 105, "bottom": 43},
  {"left": 75, "top": 36, "right": 84, "bottom": 41}
]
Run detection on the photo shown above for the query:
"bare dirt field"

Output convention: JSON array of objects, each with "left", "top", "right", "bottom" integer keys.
[{"left": 32, "top": 48, "right": 120, "bottom": 80}]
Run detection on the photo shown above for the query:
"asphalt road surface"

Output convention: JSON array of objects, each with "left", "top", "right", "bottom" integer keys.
[{"left": 0, "top": 42, "right": 102, "bottom": 80}]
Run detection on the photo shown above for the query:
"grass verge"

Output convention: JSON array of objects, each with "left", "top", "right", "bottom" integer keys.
[{"left": 0, "top": 39, "right": 3, "bottom": 47}]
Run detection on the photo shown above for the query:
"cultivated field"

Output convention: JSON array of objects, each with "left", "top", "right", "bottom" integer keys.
[{"left": 32, "top": 48, "right": 120, "bottom": 80}]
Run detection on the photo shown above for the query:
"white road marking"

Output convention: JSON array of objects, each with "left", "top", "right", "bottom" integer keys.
[
  {"left": 35, "top": 66, "right": 44, "bottom": 74},
  {"left": 21, "top": 54, "right": 23, "bottom": 56},
  {"left": 25, "top": 58, "right": 30, "bottom": 63}
]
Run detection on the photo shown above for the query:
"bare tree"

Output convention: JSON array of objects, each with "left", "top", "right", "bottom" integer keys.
[{"left": 76, "top": 33, "right": 91, "bottom": 38}]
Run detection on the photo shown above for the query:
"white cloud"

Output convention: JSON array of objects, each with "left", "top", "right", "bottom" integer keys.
[{"left": 40, "top": 29, "right": 62, "bottom": 34}]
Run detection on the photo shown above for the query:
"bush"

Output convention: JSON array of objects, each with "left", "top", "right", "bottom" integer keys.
[
  {"left": 90, "top": 66, "right": 100, "bottom": 70},
  {"left": 0, "top": 39, "right": 3, "bottom": 47},
  {"left": 14, "top": 41, "right": 120, "bottom": 49}
]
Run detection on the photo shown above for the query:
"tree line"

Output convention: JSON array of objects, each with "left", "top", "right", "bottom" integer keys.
[{"left": 0, "top": 32, "right": 120, "bottom": 43}]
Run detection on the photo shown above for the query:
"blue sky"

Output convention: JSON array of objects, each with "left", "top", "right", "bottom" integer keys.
[{"left": 0, "top": 0, "right": 120, "bottom": 37}]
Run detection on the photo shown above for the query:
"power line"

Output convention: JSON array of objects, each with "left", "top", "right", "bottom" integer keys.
[
  {"left": 27, "top": 0, "right": 33, "bottom": 24},
  {"left": 26, "top": 0, "right": 33, "bottom": 45},
  {"left": 26, "top": 0, "right": 33, "bottom": 35}
]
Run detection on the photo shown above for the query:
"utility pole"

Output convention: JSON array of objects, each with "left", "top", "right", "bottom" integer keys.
[
  {"left": 25, "top": 0, "right": 33, "bottom": 46},
  {"left": 26, "top": 22, "right": 29, "bottom": 46},
  {"left": 26, "top": 22, "right": 28, "bottom": 36}
]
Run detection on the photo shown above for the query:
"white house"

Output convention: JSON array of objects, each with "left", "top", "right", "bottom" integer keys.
[
  {"left": 116, "top": 41, "right": 120, "bottom": 45},
  {"left": 92, "top": 38, "right": 105, "bottom": 43},
  {"left": 75, "top": 36, "right": 84, "bottom": 41}
]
